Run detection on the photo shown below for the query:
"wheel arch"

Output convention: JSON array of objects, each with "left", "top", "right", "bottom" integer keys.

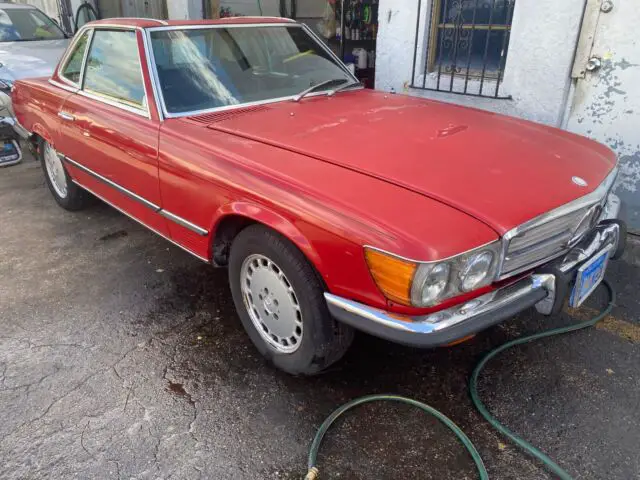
[
  {"left": 210, "top": 202, "right": 325, "bottom": 279},
  {"left": 31, "top": 123, "right": 53, "bottom": 146}
]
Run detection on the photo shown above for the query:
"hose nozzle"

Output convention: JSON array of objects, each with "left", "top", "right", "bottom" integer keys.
[{"left": 304, "top": 467, "right": 319, "bottom": 480}]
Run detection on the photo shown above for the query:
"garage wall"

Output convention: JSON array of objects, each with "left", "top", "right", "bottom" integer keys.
[
  {"left": 221, "top": 0, "right": 325, "bottom": 17},
  {"left": 375, "top": 0, "right": 585, "bottom": 127},
  {"left": 14, "top": 0, "right": 60, "bottom": 21}
]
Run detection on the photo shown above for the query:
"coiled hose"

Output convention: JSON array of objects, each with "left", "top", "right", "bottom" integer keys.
[{"left": 305, "top": 280, "right": 615, "bottom": 480}]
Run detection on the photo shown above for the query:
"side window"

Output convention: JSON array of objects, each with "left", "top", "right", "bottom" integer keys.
[
  {"left": 83, "top": 30, "right": 146, "bottom": 110},
  {"left": 60, "top": 30, "right": 90, "bottom": 84}
]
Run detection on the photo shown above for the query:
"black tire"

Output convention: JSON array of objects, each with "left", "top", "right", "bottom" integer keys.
[
  {"left": 229, "top": 224, "right": 354, "bottom": 375},
  {"left": 40, "top": 138, "right": 89, "bottom": 211}
]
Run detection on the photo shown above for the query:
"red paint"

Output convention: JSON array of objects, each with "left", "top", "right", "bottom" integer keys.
[{"left": 12, "top": 19, "right": 616, "bottom": 316}]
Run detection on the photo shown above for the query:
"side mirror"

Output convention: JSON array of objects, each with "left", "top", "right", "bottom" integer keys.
[{"left": 345, "top": 63, "right": 356, "bottom": 75}]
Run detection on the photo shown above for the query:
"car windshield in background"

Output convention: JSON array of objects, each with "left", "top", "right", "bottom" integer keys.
[
  {"left": 0, "top": 8, "right": 66, "bottom": 42},
  {"left": 149, "top": 25, "right": 352, "bottom": 114}
]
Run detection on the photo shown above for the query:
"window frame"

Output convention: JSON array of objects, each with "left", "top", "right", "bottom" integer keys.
[
  {"left": 57, "top": 28, "right": 93, "bottom": 88},
  {"left": 53, "top": 25, "right": 152, "bottom": 119},
  {"left": 143, "top": 22, "right": 359, "bottom": 120},
  {"left": 410, "top": 0, "right": 515, "bottom": 99},
  {"left": 426, "top": 0, "right": 514, "bottom": 77},
  {"left": 79, "top": 27, "right": 151, "bottom": 118}
]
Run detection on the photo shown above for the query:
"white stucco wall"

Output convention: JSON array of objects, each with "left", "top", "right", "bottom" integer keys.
[
  {"left": 567, "top": 2, "right": 640, "bottom": 229},
  {"left": 375, "top": 0, "right": 585, "bottom": 127}
]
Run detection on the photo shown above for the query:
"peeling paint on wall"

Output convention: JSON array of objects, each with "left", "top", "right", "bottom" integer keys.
[{"left": 567, "top": 0, "right": 640, "bottom": 231}]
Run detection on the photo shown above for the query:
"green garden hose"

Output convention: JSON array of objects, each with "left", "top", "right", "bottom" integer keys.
[{"left": 306, "top": 280, "right": 615, "bottom": 479}]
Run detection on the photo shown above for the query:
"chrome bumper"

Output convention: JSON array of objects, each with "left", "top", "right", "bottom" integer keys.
[
  {"left": 325, "top": 199, "right": 623, "bottom": 348},
  {"left": 325, "top": 274, "right": 554, "bottom": 347}
]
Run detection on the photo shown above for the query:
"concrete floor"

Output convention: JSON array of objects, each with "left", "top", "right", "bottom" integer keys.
[{"left": 1, "top": 158, "right": 640, "bottom": 480}]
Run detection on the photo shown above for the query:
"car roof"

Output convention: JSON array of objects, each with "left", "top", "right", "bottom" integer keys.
[{"left": 87, "top": 16, "right": 296, "bottom": 29}]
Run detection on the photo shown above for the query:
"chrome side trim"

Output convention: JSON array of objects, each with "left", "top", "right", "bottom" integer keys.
[
  {"left": 325, "top": 273, "right": 554, "bottom": 335},
  {"left": 78, "top": 89, "right": 150, "bottom": 118},
  {"left": 110, "top": 17, "right": 168, "bottom": 25},
  {"left": 82, "top": 24, "right": 145, "bottom": 31},
  {"left": 63, "top": 156, "right": 161, "bottom": 211},
  {"left": 497, "top": 166, "right": 619, "bottom": 280},
  {"left": 71, "top": 179, "right": 209, "bottom": 263},
  {"left": 62, "top": 155, "right": 209, "bottom": 236},
  {"left": 145, "top": 22, "right": 296, "bottom": 33},
  {"left": 144, "top": 22, "right": 358, "bottom": 119},
  {"left": 77, "top": 28, "right": 95, "bottom": 88},
  {"left": 159, "top": 210, "right": 209, "bottom": 236},
  {"left": 49, "top": 78, "right": 78, "bottom": 93}
]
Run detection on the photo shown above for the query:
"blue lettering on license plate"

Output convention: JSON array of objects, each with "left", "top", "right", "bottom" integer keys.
[{"left": 570, "top": 246, "right": 612, "bottom": 308}]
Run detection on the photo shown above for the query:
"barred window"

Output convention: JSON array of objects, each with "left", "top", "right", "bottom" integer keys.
[{"left": 411, "top": 0, "right": 516, "bottom": 98}]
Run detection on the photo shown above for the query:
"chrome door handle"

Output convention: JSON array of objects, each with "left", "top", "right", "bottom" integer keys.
[{"left": 57, "top": 111, "right": 75, "bottom": 121}]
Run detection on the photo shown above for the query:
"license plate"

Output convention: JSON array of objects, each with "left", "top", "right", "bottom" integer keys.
[{"left": 569, "top": 245, "right": 612, "bottom": 308}]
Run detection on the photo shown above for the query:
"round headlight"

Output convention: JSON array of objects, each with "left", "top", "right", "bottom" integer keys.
[
  {"left": 460, "top": 251, "right": 494, "bottom": 292},
  {"left": 418, "top": 263, "right": 450, "bottom": 305}
]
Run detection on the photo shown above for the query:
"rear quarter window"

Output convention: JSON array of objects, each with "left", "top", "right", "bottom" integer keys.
[{"left": 60, "top": 30, "right": 90, "bottom": 85}]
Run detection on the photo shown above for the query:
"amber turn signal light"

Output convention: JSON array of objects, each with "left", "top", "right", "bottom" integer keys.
[{"left": 364, "top": 248, "right": 417, "bottom": 306}]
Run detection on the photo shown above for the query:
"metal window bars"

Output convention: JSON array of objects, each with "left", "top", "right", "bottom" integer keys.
[{"left": 411, "top": 0, "right": 515, "bottom": 99}]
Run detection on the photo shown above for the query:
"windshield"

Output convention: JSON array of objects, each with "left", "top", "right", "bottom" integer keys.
[
  {"left": 149, "top": 25, "right": 353, "bottom": 114},
  {"left": 0, "top": 8, "right": 66, "bottom": 42}
]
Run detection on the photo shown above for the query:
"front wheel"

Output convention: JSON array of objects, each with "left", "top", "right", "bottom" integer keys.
[
  {"left": 229, "top": 225, "right": 354, "bottom": 375},
  {"left": 40, "top": 139, "right": 88, "bottom": 211}
]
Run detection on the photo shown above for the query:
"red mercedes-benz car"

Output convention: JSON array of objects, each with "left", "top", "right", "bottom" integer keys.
[{"left": 12, "top": 17, "right": 625, "bottom": 374}]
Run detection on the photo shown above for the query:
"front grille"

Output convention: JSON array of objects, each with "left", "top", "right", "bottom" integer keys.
[
  {"left": 500, "top": 206, "right": 595, "bottom": 278},
  {"left": 498, "top": 167, "right": 618, "bottom": 279}
]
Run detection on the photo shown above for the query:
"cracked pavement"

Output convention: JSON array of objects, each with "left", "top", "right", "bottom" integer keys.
[{"left": 1, "top": 159, "right": 640, "bottom": 479}]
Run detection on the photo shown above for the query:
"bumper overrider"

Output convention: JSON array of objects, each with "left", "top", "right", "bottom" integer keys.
[{"left": 325, "top": 194, "right": 625, "bottom": 348}]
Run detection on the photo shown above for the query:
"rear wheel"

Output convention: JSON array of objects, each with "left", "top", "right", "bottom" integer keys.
[
  {"left": 229, "top": 225, "right": 354, "bottom": 375},
  {"left": 40, "top": 139, "right": 88, "bottom": 211}
]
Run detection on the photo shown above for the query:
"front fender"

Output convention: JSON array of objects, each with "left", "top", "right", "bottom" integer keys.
[{"left": 213, "top": 201, "right": 324, "bottom": 275}]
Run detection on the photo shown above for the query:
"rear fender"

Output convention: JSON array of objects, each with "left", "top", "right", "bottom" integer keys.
[{"left": 31, "top": 123, "right": 53, "bottom": 146}]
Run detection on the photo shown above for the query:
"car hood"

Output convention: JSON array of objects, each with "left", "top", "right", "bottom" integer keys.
[
  {"left": 0, "top": 39, "right": 69, "bottom": 80},
  {"left": 205, "top": 89, "right": 617, "bottom": 234}
]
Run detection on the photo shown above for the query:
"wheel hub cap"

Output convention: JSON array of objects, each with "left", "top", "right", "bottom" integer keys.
[
  {"left": 44, "top": 143, "right": 67, "bottom": 198},
  {"left": 241, "top": 254, "right": 303, "bottom": 353}
]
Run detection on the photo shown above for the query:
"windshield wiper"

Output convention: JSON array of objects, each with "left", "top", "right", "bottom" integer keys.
[
  {"left": 292, "top": 78, "right": 349, "bottom": 102},
  {"left": 328, "top": 80, "right": 364, "bottom": 96}
]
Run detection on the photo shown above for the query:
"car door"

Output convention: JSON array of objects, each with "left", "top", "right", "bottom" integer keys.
[{"left": 56, "top": 27, "right": 168, "bottom": 235}]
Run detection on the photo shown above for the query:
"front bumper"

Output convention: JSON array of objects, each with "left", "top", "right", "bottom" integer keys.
[{"left": 325, "top": 199, "right": 624, "bottom": 348}]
